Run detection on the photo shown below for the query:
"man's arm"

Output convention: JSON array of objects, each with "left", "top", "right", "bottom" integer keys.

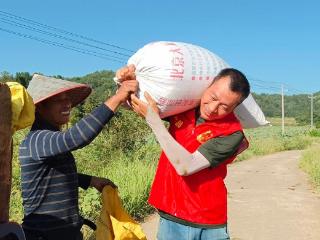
[
  {"left": 28, "top": 80, "right": 138, "bottom": 161},
  {"left": 28, "top": 104, "right": 114, "bottom": 160},
  {"left": 145, "top": 106, "right": 243, "bottom": 176},
  {"left": 78, "top": 173, "right": 117, "bottom": 191},
  {"left": 78, "top": 173, "right": 92, "bottom": 190}
]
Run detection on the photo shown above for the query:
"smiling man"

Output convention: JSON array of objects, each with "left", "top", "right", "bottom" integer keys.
[
  {"left": 121, "top": 67, "right": 251, "bottom": 240},
  {"left": 199, "top": 73, "right": 244, "bottom": 121},
  {"left": 19, "top": 74, "right": 138, "bottom": 240}
]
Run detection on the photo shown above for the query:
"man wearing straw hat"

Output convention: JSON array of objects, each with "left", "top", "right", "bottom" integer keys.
[{"left": 19, "top": 73, "right": 138, "bottom": 240}]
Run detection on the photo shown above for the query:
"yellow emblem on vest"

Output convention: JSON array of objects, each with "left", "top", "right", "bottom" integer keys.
[
  {"left": 175, "top": 120, "right": 184, "bottom": 128},
  {"left": 197, "top": 130, "right": 214, "bottom": 144}
]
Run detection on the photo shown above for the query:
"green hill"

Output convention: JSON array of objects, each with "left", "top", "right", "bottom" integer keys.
[{"left": 1, "top": 70, "right": 320, "bottom": 126}]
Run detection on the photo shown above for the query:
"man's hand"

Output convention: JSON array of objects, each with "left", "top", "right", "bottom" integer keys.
[
  {"left": 115, "top": 80, "right": 139, "bottom": 103},
  {"left": 90, "top": 176, "right": 117, "bottom": 192},
  {"left": 105, "top": 64, "right": 138, "bottom": 112},
  {"left": 131, "top": 92, "right": 160, "bottom": 118},
  {"left": 115, "top": 64, "right": 136, "bottom": 82},
  {"left": 105, "top": 80, "right": 138, "bottom": 112}
]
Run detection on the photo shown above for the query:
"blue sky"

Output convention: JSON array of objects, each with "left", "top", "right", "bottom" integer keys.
[{"left": 1, "top": 0, "right": 319, "bottom": 94}]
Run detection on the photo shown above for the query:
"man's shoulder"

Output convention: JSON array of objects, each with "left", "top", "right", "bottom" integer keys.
[
  {"left": 21, "top": 128, "right": 54, "bottom": 146},
  {"left": 200, "top": 130, "right": 244, "bottom": 150}
]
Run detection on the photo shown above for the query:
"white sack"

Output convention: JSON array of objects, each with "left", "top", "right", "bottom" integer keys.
[
  {"left": 127, "top": 41, "right": 269, "bottom": 128},
  {"left": 233, "top": 94, "right": 269, "bottom": 128}
]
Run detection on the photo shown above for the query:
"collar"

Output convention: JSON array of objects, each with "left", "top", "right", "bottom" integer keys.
[
  {"left": 31, "top": 113, "right": 60, "bottom": 131},
  {"left": 195, "top": 107, "right": 205, "bottom": 125}
]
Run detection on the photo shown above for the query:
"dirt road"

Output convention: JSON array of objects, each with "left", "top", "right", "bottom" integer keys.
[{"left": 141, "top": 150, "right": 320, "bottom": 240}]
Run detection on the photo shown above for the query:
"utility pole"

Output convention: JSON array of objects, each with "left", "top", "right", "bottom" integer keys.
[
  {"left": 309, "top": 94, "right": 315, "bottom": 128},
  {"left": 281, "top": 84, "right": 285, "bottom": 136}
]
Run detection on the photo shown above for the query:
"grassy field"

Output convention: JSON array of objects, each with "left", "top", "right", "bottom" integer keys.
[
  {"left": 237, "top": 125, "right": 313, "bottom": 161},
  {"left": 266, "top": 117, "right": 298, "bottom": 126},
  {"left": 8, "top": 119, "right": 318, "bottom": 239},
  {"left": 300, "top": 143, "right": 320, "bottom": 192}
]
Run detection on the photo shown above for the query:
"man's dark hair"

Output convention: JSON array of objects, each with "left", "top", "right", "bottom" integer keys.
[{"left": 214, "top": 68, "right": 250, "bottom": 103}]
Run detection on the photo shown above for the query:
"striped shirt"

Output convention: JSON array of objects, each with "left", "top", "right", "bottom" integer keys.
[{"left": 19, "top": 104, "right": 114, "bottom": 231}]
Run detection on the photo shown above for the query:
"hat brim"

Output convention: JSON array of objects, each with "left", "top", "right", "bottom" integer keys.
[{"left": 34, "top": 84, "right": 92, "bottom": 107}]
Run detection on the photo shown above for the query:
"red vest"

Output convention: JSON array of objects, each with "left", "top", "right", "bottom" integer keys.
[{"left": 148, "top": 109, "right": 248, "bottom": 225}]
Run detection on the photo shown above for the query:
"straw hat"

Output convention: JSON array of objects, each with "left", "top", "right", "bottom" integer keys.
[{"left": 27, "top": 74, "right": 92, "bottom": 107}]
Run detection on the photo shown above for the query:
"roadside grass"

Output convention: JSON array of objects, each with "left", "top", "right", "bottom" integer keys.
[
  {"left": 299, "top": 144, "right": 320, "bottom": 192},
  {"left": 76, "top": 139, "right": 160, "bottom": 223},
  {"left": 237, "top": 125, "right": 313, "bottom": 161},
  {"left": 8, "top": 122, "right": 317, "bottom": 239},
  {"left": 76, "top": 140, "right": 160, "bottom": 239},
  {"left": 267, "top": 117, "right": 297, "bottom": 126}
]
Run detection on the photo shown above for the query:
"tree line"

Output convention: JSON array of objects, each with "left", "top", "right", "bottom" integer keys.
[{"left": 1, "top": 71, "right": 319, "bottom": 127}]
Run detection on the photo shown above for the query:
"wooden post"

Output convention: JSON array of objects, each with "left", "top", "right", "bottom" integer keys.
[
  {"left": 309, "top": 94, "right": 315, "bottom": 128},
  {"left": 0, "top": 83, "right": 12, "bottom": 223},
  {"left": 281, "top": 84, "right": 285, "bottom": 136}
]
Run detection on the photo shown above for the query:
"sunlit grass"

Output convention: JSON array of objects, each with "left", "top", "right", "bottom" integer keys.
[
  {"left": 267, "top": 117, "right": 297, "bottom": 126},
  {"left": 9, "top": 123, "right": 317, "bottom": 239},
  {"left": 300, "top": 144, "right": 320, "bottom": 192},
  {"left": 237, "top": 125, "right": 312, "bottom": 161}
]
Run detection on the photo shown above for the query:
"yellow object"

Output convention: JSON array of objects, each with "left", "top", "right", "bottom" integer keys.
[
  {"left": 96, "top": 186, "right": 147, "bottom": 240},
  {"left": 6, "top": 82, "right": 35, "bottom": 132}
]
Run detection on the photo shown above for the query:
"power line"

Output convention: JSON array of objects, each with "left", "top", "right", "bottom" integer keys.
[
  {"left": 0, "top": 11, "right": 313, "bottom": 96},
  {"left": 0, "top": 17, "right": 131, "bottom": 58},
  {"left": 283, "top": 83, "right": 308, "bottom": 95},
  {"left": 249, "top": 79, "right": 310, "bottom": 95},
  {"left": 0, "top": 26, "right": 126, "bottom": 63},
  {"left": 0, "top": 10, "right": 134, "bottom": 53},
  {"left": 247, "top": 75, "right": 283, "bottom": 87},
  {"left": 247, "top": 75, "right": 311, "bottom": 95},
  {"left": 250, "top": 82, "right": 282, "bottom": 92}
]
